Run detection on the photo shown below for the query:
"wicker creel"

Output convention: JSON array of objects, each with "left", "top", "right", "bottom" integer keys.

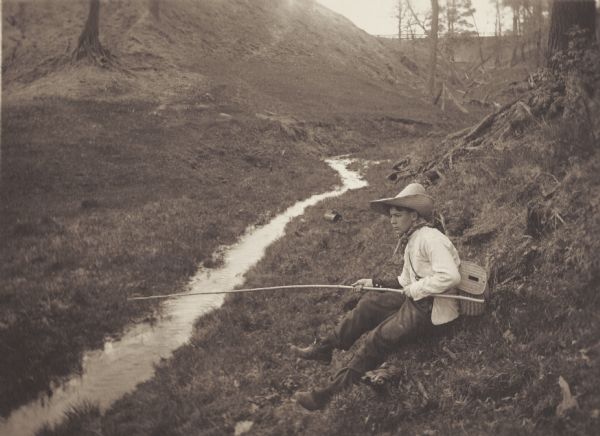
[{"left": 457, "top": 261, "right": 487, "bottom": 316}]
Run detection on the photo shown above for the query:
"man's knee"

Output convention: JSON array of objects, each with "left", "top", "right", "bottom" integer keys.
[
  {"left": 354, "top": 293, "right": 374, "bottom": 312},
  {"left": 355, "top": 291, "right": 388, "bottom": 311},
  {"left": 345, "top": 292, "right": 376, "bottom": 321},
  {"left": 368, "top": 303, "right": 428, "bottom": 352}
]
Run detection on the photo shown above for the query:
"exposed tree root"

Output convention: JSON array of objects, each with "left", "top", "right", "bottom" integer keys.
[{"left": 72, "top": 38, "right": 114, "bottom": 68}]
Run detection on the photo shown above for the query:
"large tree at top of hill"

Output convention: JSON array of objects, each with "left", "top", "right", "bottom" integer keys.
[
  {"left": 547, "top": 0, "right": 596, "bottom": 64},
  {"left": 72, "top": 0, "right": 112, "bottom": 65}
]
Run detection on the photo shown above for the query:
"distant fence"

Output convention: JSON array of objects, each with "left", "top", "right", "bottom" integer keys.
[{"left": 375, "top": 32, "right": 499, "bottom": 39}]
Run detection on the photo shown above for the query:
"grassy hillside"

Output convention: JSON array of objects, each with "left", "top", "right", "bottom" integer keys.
[{"left": 2, "top": 0, "right": 448, "bottom": 121}]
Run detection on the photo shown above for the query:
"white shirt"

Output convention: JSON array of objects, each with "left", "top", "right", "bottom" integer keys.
[{"left": 397, "top": 227, "right": 461, "bottom": 325}]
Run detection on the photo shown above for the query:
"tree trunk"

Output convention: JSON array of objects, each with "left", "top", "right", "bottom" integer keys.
[
  {"left": 510, "top": 6, "right": 520, "bottom": 65},
  {"left": 470, "top": 11, "right": 486, "bottom": 64},
  {"left": 72, "top": 0, "right": 112, "bottom": 65},
  {"left": 446, "top": 0, "right": 456, "bottom": 62},
  {"left": 495, "top": 0, "right": 502, "bottom": 37},
  {"left": 149, "top": 0, "right": 160, "bottom": 21},
  {"left": 446, "top": 0, "right": 454, "bottom": 35},
  {"left": 494, "top": 0, "right": 502, "bottom": 66},
  {"left": 519, "top": 7, "right": 526, "bottom": 63},
  {"left": 534, "top": 0, "right": 543, "bottom": 66},
  {"left": 397, "top": 0, "right": 403, "bottom": 41},
  {"left": 597, "top": 8, "right": 600, "bottom": 43},
  {"left": 429, "top": 0, "right": 439, "bottom": 98},
  {"left": 547, "top": 0, "right": 596, "bottom": 64}
]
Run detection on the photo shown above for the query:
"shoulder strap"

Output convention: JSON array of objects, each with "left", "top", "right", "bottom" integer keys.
[{"left": 407, "top": 254, "right": 421, "bottom": 280}]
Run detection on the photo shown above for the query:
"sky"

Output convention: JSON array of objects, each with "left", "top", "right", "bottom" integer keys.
[{"left": 316, "top": 0, "right": 509, "bottom": 37}]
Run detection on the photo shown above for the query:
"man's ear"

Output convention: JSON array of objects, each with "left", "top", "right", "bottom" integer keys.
[{"left": 410, "top": 210, "right": 419, "bottom": 221}]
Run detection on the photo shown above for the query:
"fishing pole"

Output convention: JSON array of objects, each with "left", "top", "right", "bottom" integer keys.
[{"left": 127, "top": 284, "right": 485, "bottom": 303}]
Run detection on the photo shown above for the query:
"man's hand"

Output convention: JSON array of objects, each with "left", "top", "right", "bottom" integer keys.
[
  {"left": 351, "top": 278, "right": 373, "bottom": 292},
  {"left": 341, "top": 279, "right": 371, "bottom": 311}
]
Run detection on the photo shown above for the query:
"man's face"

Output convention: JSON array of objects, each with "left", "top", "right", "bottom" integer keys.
[{"left": 389, "top": 206, "right": 416, "bottom": 237}]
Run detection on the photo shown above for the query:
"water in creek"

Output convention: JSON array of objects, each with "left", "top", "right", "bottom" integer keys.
[{"left": 0, "top": 157, "right": 368, "bottom": 436}]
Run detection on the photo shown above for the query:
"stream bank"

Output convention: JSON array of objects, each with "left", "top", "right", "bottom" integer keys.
[
  {"left": 1, "top": 157, "right": 367, "bottom": 436},
  {"left": 0, "top": 97, "right": 343, "bottom": 417},
  {"left": 31, "top": 138, "right": 439, "bottom": 436}
]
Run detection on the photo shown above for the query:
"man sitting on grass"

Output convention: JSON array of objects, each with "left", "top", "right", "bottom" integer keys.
[{"left": 292, "top": 183, "right": 462, "bottom": 411}]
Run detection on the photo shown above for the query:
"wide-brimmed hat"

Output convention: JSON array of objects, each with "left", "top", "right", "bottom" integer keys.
[{"left": 370, "top": 183, "right": 434, "bottom": 218}]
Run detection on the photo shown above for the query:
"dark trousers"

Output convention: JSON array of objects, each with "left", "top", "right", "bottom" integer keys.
[{"left": 331, "top": 291, "right": 433, "bottom": 374}]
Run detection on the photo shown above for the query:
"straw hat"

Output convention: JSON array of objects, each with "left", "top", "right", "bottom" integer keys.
[{"left": 370, "top": 183, "right": 434, "bottom": 219}]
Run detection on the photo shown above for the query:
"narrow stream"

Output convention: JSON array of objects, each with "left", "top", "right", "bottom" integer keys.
[{"left": 0, "top": 157, "right": 367, "bottom": 436}]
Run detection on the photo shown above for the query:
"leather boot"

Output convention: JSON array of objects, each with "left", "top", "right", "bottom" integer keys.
[
  {"left": 289, "top": 338, "right": 333, "bottom": 364},
  {"left": 294, "top": 368, "right": 361, "bottom": 411}
]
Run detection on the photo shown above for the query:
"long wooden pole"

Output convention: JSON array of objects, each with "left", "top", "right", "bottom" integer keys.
[{"left": 128, "top": 284, "right": 485, "bottom": 303}]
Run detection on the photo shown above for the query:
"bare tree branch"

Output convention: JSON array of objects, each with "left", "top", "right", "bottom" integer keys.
[{"left": 405, "top": 0, "right": 428, "bottom": 34}]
